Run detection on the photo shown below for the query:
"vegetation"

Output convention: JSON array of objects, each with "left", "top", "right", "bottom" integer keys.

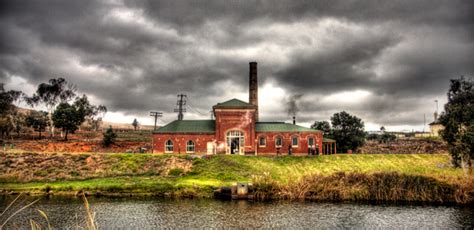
[
  {"left": 132, "top": 118, "right": 139, "bottom": 131},
  {"left": 366, "top": 132, "right": 396, "bottom": 143},
  {"left": 312, "top": 112, "right": 366, "bottom": 153},
  {"left": 439, "top": 77, "right": 473, "bottom": 173},
  {"left": 25, "top": 111, "right": 50, "bottom": 139},
  {"left": 0, "top": 84, "right": 24, "bottom": 138},
  {"left": 102, "top": 126, "right": 117, "bottom": 147},
  {"left": 310, "top": 121, "right": 331, "bottom": 136},
  {"left": 0, "top": 153, "right": 472, "bottom": 204},
  {"left": 332, "top": 111, "right": 366, "bottom": 153},
  {"left": 53, "top": 103, "right": 84, "bottom": 141},
  {"left": 26, "top": 78, "right": 76, "bottom": 137}
]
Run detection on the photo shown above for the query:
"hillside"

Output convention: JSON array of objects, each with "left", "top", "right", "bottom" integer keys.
[{"left": 1, "top": 152, "right": 472, "bottom": 204}]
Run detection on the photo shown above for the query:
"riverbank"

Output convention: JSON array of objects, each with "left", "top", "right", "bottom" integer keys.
[{"left": 0, "top": 152, "right": 472, "bottom": 204}]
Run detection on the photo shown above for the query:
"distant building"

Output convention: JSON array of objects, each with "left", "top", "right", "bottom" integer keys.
[
  {"left": 152, "top": 62, "right": 336, "bottom": 155},
  {"left": 429, "top": 122, "right": 443, "bottom": 137},
  {"left": 428, "top": 111, "right": 443, "bottom": 137}
]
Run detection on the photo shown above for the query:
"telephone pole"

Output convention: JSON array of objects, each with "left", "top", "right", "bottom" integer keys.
[
  {"left": 174, "top": 94, "right": 187, "bottom": 120},
  {"left": 149, "top": 111, "right": 163, "bottom": 130}
]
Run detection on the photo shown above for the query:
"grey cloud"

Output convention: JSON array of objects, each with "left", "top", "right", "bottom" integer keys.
[{"left": 0, "top": 0, "right": 473, "bottom": 130}]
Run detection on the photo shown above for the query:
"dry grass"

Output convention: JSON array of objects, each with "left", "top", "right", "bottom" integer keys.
[
  {"left": 251, "top": 171, "right": 474, "bottom": 204},
  {"left": 0, "top": 193, "right": 98, "bottom": 229}
]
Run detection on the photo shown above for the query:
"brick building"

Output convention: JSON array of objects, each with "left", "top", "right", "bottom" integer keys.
[{"left": 153, "top": 62, "right": 336, "bottom": 155}]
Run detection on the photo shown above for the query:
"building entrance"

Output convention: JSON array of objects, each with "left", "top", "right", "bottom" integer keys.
[{"left": 226, "top": 130, "right": 244, "bottom": 155}]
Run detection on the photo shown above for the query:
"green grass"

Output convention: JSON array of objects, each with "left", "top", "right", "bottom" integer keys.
[{"left": 0, "top": 154, "right": 466, "bottom": 197}]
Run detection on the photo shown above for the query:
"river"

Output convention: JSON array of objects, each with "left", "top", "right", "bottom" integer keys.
[{"left": 1, "top": 196, "right": 473, "bottom": 229}]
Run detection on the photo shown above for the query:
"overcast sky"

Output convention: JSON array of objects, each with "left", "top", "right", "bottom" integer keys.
[{"left": 1, "top": 0, "right": 473, "bottom": 131}]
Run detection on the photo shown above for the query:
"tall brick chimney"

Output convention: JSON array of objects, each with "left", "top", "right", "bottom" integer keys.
[{"left": 249, "top": 62, "right": 258, "bottom": 121}]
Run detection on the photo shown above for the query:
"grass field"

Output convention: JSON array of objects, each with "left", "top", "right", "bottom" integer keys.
[{"left": 1, "top": 153, "right": 469, "bottom": 198}]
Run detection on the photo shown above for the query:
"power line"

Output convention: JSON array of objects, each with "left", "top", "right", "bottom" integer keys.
[{"left": 186, "top": 103, "right": 207, "bottom": 116}]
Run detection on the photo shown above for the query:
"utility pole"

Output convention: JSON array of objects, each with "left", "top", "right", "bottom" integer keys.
[
  {"left": 174, "top": 94, "right": 187, "bottom": 120},
  {"left": 149, "top": 111, "right": 163, "bottom": 131},
  {"left": 210, "top": 110, "right": 214, "bottom": 120}
]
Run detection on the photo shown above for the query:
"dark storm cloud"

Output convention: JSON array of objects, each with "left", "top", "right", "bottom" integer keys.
[{"left": 0, "top": 0, "right": 473, "bottom": 129}]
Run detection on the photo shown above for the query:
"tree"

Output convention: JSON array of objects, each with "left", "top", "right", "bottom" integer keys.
[
  {"left": 88, "top": 105, "right": 107, "bottom": 131},
  {"left": 25, "top": 110, "right": 49, "bottom": 139},
  {"left": 72, "top": 94, "right": 107, "bottom": 131},
  {"left": 380, "top": 126, "right": 386, "bottom": 133},
  {"left": 331, "top": 111, "right": 366, "bottom": 153},
  {"left": 0, "top": 84, "right": 24, "bottom": 138},
  {"left": 52, "top": 102, "right": 83, "bottom": 141},
  {"left": 132, "top": 118, "right": 139, "bottom": 131},
  {"left": 26, "top": 78, "right": 76, "bottom": 137},
  {"left": 311, "top": 121, "right": 331, "bottom": 136},
  {"left": 102, "top": 126, "right": 117, "bottom": 147},
  {"left": 439, "top": 77, "right": 474, "bottom": 173}
]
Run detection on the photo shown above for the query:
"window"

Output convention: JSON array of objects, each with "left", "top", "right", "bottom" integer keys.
[
  {"left": 275, "top": 136, "right": 282, "bottom": 147},
  {"left": 259, "top": 136, "right": 266, "bottom": 147},
  {"left": 186, "top": 140, "right": 195, "bottom": 153},
  {"left": 292, "top": 136, "right": 299, "bottom": 147},
  {"left": 308, "top": 137, "right": 314, "bottom": 147},
  {"left": 165, "top": 140, "right": 173, "bottom": 153}
]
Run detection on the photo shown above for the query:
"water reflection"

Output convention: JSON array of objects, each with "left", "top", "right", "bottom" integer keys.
[{"left": 1, "top": 196, "right": 473, "bottom": 229}]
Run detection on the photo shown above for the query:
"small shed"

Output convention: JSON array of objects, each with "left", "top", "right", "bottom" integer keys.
[{"left": 322, "top": 138, "right": 336, "bottom": 154}]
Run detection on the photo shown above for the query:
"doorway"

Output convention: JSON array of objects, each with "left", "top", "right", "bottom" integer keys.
[{"left": 226, "top": 130, "right": 244, "bottom": 155}]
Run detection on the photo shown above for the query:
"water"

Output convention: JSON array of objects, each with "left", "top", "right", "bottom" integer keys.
[{"left": 1, "top": 196, "right": 473, "bottom": 229}]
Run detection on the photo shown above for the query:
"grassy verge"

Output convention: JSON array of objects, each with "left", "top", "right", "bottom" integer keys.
[{"left": 1, "top": 153, "right": 472, "bottom": 203}]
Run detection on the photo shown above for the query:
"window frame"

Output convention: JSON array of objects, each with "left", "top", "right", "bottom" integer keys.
[
  {"left": 292, "top": 136, "right": 299, "bottom": 147},
  {"left": 308, "top": 137, "right": 315, "bottom": 147},
  {"left": 275, "top": 136, "right": 282, "bottom": 148},
  {"left": 186, "top": 140, "right": 195, "bottom": 153},
  {"left": 165, "top": 140, "right": 173, "bottom": 153},
  {"left": 259, "top": 136, "right": 266, "bottom": 147}
]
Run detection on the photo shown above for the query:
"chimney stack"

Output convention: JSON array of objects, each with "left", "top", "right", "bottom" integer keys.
[{"left": 249, "top": 62, "right": 258, "bottom": 121}]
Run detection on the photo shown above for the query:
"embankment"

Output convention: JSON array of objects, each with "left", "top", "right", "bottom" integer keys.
[{"left": 0, "top": 152, "right": 472, "bottom": 204}]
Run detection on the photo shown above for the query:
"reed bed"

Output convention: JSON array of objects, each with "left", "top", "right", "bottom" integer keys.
[{"left": 252, "top": 171, "right": 474, "bottom": 204}]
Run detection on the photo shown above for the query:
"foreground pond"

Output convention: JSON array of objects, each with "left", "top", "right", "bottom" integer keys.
[{"left": 1, "top": 196, "right": 473, "bottom": 229}]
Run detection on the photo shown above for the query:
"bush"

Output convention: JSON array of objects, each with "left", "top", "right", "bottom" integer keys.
[
  {"left": 169, "top": 168, "right": 184, "bottom": 176},
  {"left": 102, "top": 126, "right": 117, "bottom": 147}
]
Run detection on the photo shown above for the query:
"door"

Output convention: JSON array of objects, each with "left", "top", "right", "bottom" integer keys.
[{"left": 226, "top": 130, "right": 244, "bottom": 155}]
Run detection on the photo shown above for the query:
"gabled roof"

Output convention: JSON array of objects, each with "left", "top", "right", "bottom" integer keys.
[
  {"left": 213, "top": 98, "right": 256, "bottom": 109},
  {"left": 153, "top": 120, "right": 215, "bottom": 133},
  {"left": 256, "top": 122, "right": 321, "bottom": 132}
]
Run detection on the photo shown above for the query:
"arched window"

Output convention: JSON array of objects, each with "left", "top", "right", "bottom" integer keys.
[
  {"left": 186, "top": 140, "right": 195, "bottom": 153},
  {"left": 259, "top": 136, "right": 266, "bottom": 147},
  {"left": 165, "top": 140, "right": 173, "bottom": 153},
  {"left": 275, "top": 136, "right": 282, "bottom": 148},
  {"left": 308, "top": 137, "right": 315, "bottom": 147},
  {"left": 292, "top": 136, "right": 299, "bottom": 147}
]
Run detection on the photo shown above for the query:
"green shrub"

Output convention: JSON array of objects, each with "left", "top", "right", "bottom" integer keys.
[
  {"left": 169, "top": 168, "right": 184, "bottom": 176},
  {"left": 102, "top": 126, "right": 117, "bottom": 147}
]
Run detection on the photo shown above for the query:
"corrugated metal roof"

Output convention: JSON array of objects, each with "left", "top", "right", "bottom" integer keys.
[
  {"left": 153, "top": 120, "right": 215, "bottom": 133},
  {"left": 323, "top": 138, "right": 336, "bottom": 142},
  {"left": 213, "top": 98, "right": 256, "bottom": 109},
  {"left": 256, "top": 122, "right": 321, "bottom": 132}
]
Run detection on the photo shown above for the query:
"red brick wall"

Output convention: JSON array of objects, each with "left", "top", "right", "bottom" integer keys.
[
  {"left": 214, "top": 109, "right": 256, "bottom": 154},
  {"left": 255, "top": 131, "right": 323, "bottom": 155},
  {"left": 153, "top": 133, "right": 215, "bottom": 154}
]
